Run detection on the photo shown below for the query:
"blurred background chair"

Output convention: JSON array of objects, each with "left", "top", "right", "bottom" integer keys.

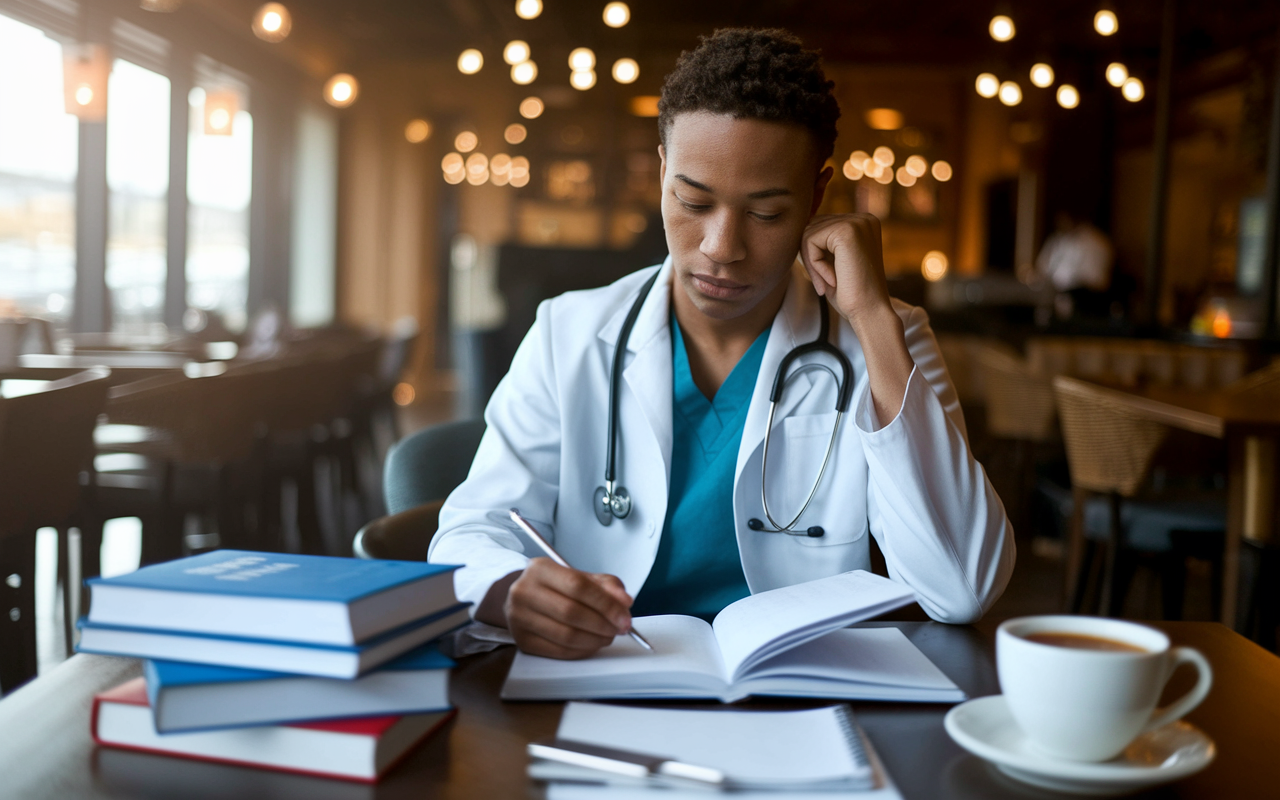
[
  {"left": 0, "top": 368, "right": 109, "bottom": 693},
  {"left": 353, "top": 418, "right": 486, "bottom": 562},
  {"left": 1054, "top": 376, "right": 1225, "bottom": 619}
]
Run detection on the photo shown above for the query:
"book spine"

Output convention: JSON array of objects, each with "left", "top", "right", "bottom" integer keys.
[{"left": 833, "top": 704, "right": 870, "bottom": 770}]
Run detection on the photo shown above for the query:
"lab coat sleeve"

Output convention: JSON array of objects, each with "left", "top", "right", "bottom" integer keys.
[
  {"left": 428, "top": 300, "right": 563, "bottom": 613},
  {"left": 854, "top": 305, "right": 1015, "bottom": 623}
]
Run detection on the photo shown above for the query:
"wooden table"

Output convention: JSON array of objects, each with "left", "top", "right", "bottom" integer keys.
[
  {"left": 0, "top": 621, "right": 1274, "bottom": 799},
  {"left": 1069, "top": 380, "right": 1280, "bottom": 628},
  {"left": 0, "top": 353, "right": 194, "bottom": 384}
]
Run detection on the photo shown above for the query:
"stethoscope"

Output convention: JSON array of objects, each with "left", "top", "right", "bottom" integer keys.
[{"left": 594, "top": 271, "right": 853, "bottom": 538}]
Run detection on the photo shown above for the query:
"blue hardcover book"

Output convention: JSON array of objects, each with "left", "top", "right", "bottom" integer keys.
[
  {"left": 144, "top": 642, "right": 456, "bottom": 733},
  {"left": 86, "top": 550, "right": 460, "bottom": 645},
  {"left": 77, "top": 603, "right": 472, "bottom": 679}
]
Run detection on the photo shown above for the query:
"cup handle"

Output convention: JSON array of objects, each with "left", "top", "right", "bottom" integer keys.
[{"left": 1141, "top": 646, "right": 1213, "bottom": 734}]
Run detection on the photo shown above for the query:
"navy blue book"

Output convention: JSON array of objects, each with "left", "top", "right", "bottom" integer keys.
[
  {"left": 77, "top": 603, "right": 471, "bottom": 679},
  {"left": 144, "top": 642, "right": 455, "bottom": 733},
  {"left": 86, "top": 550, "right": 460, "bottom": 646}
]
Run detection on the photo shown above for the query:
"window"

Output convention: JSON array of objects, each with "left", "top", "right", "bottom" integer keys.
[
  {"left": 291, "top": 104, "right": 338, "bottom": 327},
  {"left": 0, "top": 12, "right": 78, "bottom": 322},
  {"left": 106, "top": 58, "right": 170, "bottom": 333},
  {"left": 187, "top": 77, "right": 251, "bottom": 332}
]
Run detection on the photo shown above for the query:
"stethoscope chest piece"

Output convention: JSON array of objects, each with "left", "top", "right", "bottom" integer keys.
[{"left": 594, "top": 482, "right": 631, "bottom": 526}]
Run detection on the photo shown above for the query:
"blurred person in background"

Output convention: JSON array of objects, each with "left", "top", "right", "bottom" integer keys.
[{"left": 1035, "top": 211, "right": 1115, "bottom": 319}]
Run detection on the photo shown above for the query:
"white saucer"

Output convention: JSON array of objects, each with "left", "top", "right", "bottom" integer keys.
[{"left": 944, "top": 695, "right": 1215, "bottom": 796}]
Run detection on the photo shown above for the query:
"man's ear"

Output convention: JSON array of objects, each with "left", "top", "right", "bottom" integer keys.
[
  {"left": 658, "top": 144, "right": 666, "bottom": 185},
  {"left": 810, "top": 165, "right": 834, "bottom": 216}
]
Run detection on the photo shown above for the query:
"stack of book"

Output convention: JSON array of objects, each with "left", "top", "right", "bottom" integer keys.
[{"left": 79, "top": 549, "right": 470, "bottom": 782}]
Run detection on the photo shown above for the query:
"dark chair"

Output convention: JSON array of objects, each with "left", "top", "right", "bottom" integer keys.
[
  {"left": 353, "top": 419, "right": 486, "bottom": 561},
  {"left": 1054, "top": 376, "right": 1225, "bottom": 619},
  {"left": 0, "top": 368, "right": 110, "bottom": 694}
]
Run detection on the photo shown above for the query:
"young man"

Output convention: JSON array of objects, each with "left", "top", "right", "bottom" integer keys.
[{"left": 429, "top": 29, "right": 1014, "bottom": 659}]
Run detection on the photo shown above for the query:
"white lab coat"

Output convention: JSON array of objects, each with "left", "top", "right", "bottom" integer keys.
[{"left": 429, "top": 259, "right": 1014, "bottom": 624}]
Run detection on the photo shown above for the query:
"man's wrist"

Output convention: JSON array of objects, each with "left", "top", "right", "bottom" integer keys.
[
  {"left": 475, "top": 570, "right": 522, "bottom": 628},
  {"left": 843, "top": 299, "right": 901, "bottom": 340}
]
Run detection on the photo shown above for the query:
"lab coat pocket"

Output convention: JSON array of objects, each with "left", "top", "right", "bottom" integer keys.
[{"left": 773, "top": 411, "right": 864, "bottom": 547}]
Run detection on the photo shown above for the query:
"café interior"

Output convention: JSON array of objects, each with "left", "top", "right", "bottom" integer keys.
[{"left": 2, "top": 0, "right": 1280, "bottom": 790}]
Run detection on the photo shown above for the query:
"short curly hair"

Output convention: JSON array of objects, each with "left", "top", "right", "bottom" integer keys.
[{"left": 658, "top": 28, "right": 841, "bottom": 168}]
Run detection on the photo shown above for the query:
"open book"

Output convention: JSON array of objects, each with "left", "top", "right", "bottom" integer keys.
[{"left": 502, "top": 570, "right": 965, "bottom": 703}]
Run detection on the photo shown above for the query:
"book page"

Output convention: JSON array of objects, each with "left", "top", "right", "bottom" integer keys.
[
  {"left": 742, "top": 627, "right": 963, "bottom": 696},
  {"left": 502, "top": 615, "right": 728, "bottom": 699},
  {"left": 711, "top": 571, "right": 915, "bottom": 681}
]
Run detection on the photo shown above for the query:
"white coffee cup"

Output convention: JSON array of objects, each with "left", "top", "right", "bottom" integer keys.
[{"left": 997, "top": 615, "right": 1212, "bottom": 762}]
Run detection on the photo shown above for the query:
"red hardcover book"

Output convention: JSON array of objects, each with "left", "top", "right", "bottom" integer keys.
[{"left": 92, "top": 678, "right": 454, "bottom": 783}]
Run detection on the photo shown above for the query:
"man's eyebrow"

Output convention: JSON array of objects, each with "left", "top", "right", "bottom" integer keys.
[{"left": 674, "top": 174, "right": 792, "bottom": 199}]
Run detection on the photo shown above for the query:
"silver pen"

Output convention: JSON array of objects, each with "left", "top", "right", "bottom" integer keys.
[{"left": 508, "top": 508, "right": 653, "bottom": 651}]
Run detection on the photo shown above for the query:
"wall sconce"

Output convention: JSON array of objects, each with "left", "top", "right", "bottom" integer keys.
[
  {"left": 62, "top": 43, "right": 111, "bottom": 122},
  {"left": 204, "top": 90, "right": 239, "bottom": 135}
]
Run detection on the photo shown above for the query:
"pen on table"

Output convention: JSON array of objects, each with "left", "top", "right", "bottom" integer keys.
[{"left": 508, "top": 508, "right": 653, "bottom": 651}]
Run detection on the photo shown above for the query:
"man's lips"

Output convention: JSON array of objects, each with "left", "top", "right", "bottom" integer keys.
[{"left": 691, "top": 273, "right": 749, "bottom": 299}]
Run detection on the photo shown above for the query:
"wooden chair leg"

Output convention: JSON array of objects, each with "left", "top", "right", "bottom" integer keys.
[
  {"left": 1064, "top": 487, "right": 1090, "bottom": 610},
  {"left": 0, "top": 531, "right": 39, "bottom": 695},
  {"left": 1099, "top": 492, "right": 1124, "bottom": 617}
]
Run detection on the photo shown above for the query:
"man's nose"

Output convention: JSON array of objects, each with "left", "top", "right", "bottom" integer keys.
[{"left": 699, "top": 209, "right": 746, "bottom": 264}]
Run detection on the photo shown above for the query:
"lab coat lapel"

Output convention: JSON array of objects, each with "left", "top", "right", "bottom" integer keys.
[
  {"left": 600, "top": 260, "right": 674, "bottom": 483},
  {"left": 736, "top": 265, "right": 821, "bottom": 478}
]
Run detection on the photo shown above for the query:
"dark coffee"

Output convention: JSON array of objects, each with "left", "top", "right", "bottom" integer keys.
[{"left": 1023, "top": 631, "right": 1148, "bottom": 653}]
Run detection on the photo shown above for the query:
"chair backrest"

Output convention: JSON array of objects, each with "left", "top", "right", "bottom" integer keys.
[
  {"left": 973, "top": 344, "right": 1058, "bottom": 441},
  {"left": 0, "top": 368, "right": 110, "bottom": 536},
  {"left": 384, "top": 419, "right": 486, "bottom": 514},
  {"left": 105, "top": 366, "right": 261, "bottom": 465},
  {"left": 1052, "top": 376, "right": 1168, "bottom": 497}
]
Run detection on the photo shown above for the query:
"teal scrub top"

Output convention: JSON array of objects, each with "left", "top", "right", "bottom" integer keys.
[{"left": 631, "top": 319, "right": 770, "bottom": 621}]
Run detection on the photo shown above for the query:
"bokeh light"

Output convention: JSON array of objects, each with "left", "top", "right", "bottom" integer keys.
[
  {"left": 405, "top": 119, "right": 431, "bottom": 143},
  {"left": 457, "top": 49, "right": 483, "bottom": 75},
  {"left": 505, "top": 123, "right": 527, "bottom": 144},
  {"left": 519, "top": 97, "right": 545, "bottom": 119},
  {"left": 603, "top": 2, "right": 630, "bottom": 27},
  {"left": 612, "top": 58, "right": 639, "bottom": 84},
  {"left": 931, "top": 160, "right": 953, "bottom": 181},
  {"left": 515, "top": 0, "right": 542, "bottom": 19},
  {"left": 975, "top": 73, "right": 999, "bottom": 98},
  {"left": 922, "top": 251, "right": 949, "bottom": 281},
  {"left": 1030, "top": 63, "right": 1054, "bottom": 88},
  {"left": 989, "top": 15, "right": 1015, "bottom": 42}
]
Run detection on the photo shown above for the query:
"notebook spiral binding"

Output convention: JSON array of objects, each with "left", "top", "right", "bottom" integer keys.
[{"left": 833, "top": 704, "right": 871, "bottom": 770}]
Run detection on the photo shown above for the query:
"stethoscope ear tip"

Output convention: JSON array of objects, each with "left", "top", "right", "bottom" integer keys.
[{"left": 747, "top": 518, "right": 764, "bottom": 531}]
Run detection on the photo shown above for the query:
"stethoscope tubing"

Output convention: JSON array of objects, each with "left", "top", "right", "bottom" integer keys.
[{"left": 597, "top": 270, "right": 853, "bottom": 534}]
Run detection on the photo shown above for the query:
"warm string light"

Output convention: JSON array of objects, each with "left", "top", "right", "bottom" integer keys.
[
  {"left": 503, "top": 40, "right": 530, "bottom": 65},
  {"left": 931, "top": 160, "right": 953, "bottom": 181},
  {"left": 569, "top": 47, "right": 596, "bottom": 72},
  {"left": 519, "top": 97, "right": 545, "bottom": 118},
  {"left": 989, "top": 15, "right": 1015, "bottom": 42},
  {"left": 405, "top": 119, "right": 431, "bottom": 143},
  {"left": 612, "top": 58, "right": 639, "bottom": 84},
  {"left": 512, "top": 60, "right": 538, "bottom": 85},
  {"left": 505, "top": 123, "right": 527, "bottom": 144},
  {"left": 904, "top": 155, "right": 928, "bottom": 177},
  {"left": 1121, "top": 77, "right": 1144, "bottom": 102},
  {"left": 1094, "top": 9, "right": 1118, "bottom": 36},
  {"left": 1106, "top": 62, "right": 1128, "bottom": 87},
  {"left": 515, "top": 0, "right": 542, "bottom": 20},
  {"left": 458, "top": 49, "right": 483, "bottom": 75},
  {"left": 570, "top": 69, "right": 597, "bottom": 90},
  {"left": 252, "top": 3, "right": 291, "bottom": 42},
  {"left": 998, "top": 80, "right": 1023, "bottom": 106},
  {"left": 896, "top": 166, "right": 917, "bottom": 187},
  {"left": 1056, "top": 84, "right": 1080, "bottom": 109},
  {"left": 324, "top": 74, "right": 358, "bottom": 107},
  {"left": 455, "top": 131, "right": 478, "bottom": 152},
  {"left": 873, "top": 146, "right": 895, "bottom": 167},
  {"left": 975, "top": 73, "right": 1000, "bottom": 98},
  {"left": 602, "top": 1, "right": 630, "bottom": 27},
  {"left": 1030, "top": 63, "right": 1054, "bottom": 88}
]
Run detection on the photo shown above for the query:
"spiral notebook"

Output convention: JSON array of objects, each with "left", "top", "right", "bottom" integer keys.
[{"left": 529, "top": 702, "right": 878, "bottom": 792}]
